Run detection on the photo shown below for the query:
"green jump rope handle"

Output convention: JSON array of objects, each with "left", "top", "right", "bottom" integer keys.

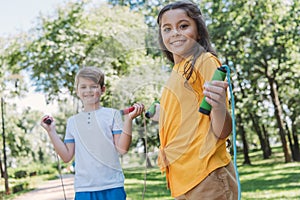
[
  {"left": 145, "top": 100, "right": 160, "bottom": 118},
  {"left": 199, "top": 66, "right": 227, "bottom": 115}
]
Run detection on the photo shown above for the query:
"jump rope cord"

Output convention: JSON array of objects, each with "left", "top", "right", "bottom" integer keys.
[
  {"left": 56, "top": 153, "right": 67, "bottom": 200},
  {"left": 141, "top": 112, "right": 148, "bottom": 200},
  {"left": 223, "top": 65, "right": 241, "bottom": 200}
]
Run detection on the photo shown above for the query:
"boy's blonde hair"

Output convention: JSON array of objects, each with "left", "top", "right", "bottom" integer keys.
[{"left": 75, "top": 66, "right": 105, "bottom": 90}]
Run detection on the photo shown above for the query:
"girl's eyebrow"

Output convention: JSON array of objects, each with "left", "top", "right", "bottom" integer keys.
[{"left": 162, "top": 19, "right": 190, "bottom": 28}]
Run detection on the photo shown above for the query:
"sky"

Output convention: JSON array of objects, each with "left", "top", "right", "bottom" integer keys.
[
  {"left": 0, "top": 0, "right": 88, "bottom": 113},
  {"left": 0, "top": 0, "right": 64, "bottom": 36}
]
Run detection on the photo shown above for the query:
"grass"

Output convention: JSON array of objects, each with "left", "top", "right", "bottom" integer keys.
[
  {"left": 124, "top": 167, "right": 172, "bottom": 200},
  {"left": 237, "top": 147, "right": 300, "bottom": 199},
  {"left": 123, "top": 146, "right": 300, "bottom": 199},
  {"left": 2, "top": 146, "right": 300, "bottom": 199}
]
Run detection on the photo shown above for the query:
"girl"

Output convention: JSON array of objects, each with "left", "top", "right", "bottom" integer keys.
[
  {"left": 41, "top": 66, "right": 144, "bottom": 200},
  {"left": 155, "top": 1, "right": 238, "bottom": 199}
]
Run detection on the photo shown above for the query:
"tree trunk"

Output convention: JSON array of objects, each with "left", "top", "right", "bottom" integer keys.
[
  {"left": 236, "top": 113, "right": 251, "bottom": 165},
  {"left": 249, "top": 113, "right": 270, "bottom": 159},
  {"left": 261, "top": 124, "right": 272, "bottom": 157},
  {"left": 1, "top": 98, "right": 10, "bottom": 195},
  {"left": 0, "top": 154, "right": 4, "bottom": 178},
  {"left": 286, "top": 124, "right": 295, "bottom": 161},
  {"left": 267, "top": 77, "right": 291, "bottom": 162},
  {"left": 235, "top": 71, "right": 251, "bottom": 165},
  {"left": 292, "top": 122, "right": 300, "bottom": 161}
]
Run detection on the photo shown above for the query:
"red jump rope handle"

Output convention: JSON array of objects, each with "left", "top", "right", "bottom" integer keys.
[
  {"left": 121, "top": 106, "right": 135, "bottom": 115},
  {"left": 43, "top": 117, "right": 52, "bottom": 125}
]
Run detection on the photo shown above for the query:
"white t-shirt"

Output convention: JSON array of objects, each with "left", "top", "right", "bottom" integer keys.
[{"left": 64, "top": 107, "right": 124, "bottom": 192}]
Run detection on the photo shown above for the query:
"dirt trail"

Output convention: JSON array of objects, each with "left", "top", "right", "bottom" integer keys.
[{"left": 13, "top": 174, "right": 75, "bottom": 200}]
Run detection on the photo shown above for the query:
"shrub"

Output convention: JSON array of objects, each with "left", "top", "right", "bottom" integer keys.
[
  {"left": 14, "top": 170, "right": 27, "bottom": 179},
  {"left": 12, "top": 182, "right": 29, "bottom": 193}
]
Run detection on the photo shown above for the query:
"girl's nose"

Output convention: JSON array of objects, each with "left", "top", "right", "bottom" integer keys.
[{"left": 172, "top": 29, "right": 180, "bottom": 36}]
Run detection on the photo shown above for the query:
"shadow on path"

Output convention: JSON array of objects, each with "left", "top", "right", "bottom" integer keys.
[{"left": 13, "top": 174, "right": 75, "bottom": 200}]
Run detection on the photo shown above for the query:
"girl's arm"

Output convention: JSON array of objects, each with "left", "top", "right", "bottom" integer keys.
[
  {"left": 41, "top": 117, "right": 75, "bottom": 162},
  {"left": 203, "top": 81, "right": 232, "bottom": 139},
  {"left": 114, "top": 103, "right": 144, "bottom": 155}
]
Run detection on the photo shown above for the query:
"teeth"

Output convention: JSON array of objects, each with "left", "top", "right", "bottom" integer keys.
[{"left": 172, "top": 40, "right": 184, "bottom": 45}]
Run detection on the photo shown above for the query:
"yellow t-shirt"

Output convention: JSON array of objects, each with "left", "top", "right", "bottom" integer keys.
[{"left": 158, "top": 52, "right": 231, "bottom": 197}]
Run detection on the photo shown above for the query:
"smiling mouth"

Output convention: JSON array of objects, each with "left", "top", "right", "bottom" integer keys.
[
  {"left": 170, "top": 40, "right": 186, "bottom": 46},
  {"left": 84, "top": 95, "right": 95, "bottom": 98}
]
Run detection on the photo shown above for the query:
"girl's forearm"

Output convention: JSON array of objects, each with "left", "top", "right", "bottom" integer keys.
[{"left": 211, "top": 109, "right": 232, "bottom": 139}]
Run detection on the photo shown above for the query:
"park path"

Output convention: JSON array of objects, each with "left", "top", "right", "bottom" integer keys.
[{"left": 13, "top": 174, "right": 75, "bottom": 200}]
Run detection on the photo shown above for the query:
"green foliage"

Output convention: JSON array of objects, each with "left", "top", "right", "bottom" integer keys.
[
  {"left": 201, "top": 0, "right": 300, "bottom": 161},
  {"left": 20, "top": 1, "right": 88, "bottom": 101},
  {"left": 14, "top": 170, "right": 27, "bottom": 179},
  {"left": 12, "top": 182, "right": 29, "bottom": 194},
  {"left": 0, "top": 1, "right": 299, "bottom": 193}
]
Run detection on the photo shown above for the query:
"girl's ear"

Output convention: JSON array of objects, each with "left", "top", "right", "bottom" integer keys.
[{"left": 101, "top": 85, "right": 106, "bottom": 93}]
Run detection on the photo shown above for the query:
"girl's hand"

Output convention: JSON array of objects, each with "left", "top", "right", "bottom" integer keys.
[
  {"left": 203, "top": 80, "right": 228, "bottom": 111},
  {"left": 128, "top": 103, "right": 144, "bottom": 119}
]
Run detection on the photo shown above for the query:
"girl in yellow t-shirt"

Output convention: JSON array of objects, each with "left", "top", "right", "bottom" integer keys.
[{"left": 152, "top": 1, "right": 238, "bottom": 199}]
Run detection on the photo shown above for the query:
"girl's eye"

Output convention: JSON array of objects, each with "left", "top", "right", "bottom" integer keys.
[
  {"left": 91, "top": 85, "right": 99, "bottom": 89},
  {"left": 163, "top": 27, "right": 171, "bottom": 33},
  {"left": 179, "top": 24, "right": 189, "bottom": 29}
]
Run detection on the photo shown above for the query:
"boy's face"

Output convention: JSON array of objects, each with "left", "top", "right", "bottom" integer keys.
[{"left": 76, "top": 77, "right": 105, "bottom": 107}]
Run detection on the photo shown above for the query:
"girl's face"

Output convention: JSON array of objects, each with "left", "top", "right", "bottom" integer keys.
[
  {"left": 160, "top": 8, "right": 199, "bottom": 63},
  {"left": 76, "top": 77, "right": 104, "bottom": 109}
]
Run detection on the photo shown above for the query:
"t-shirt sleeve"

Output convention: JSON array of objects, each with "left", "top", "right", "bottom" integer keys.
[
  {"left": 195, "top": 53, "right": 230, "bottom": 109},
  {"left": 112, "top": 109, "right": 123, "bottom": 135},
  {"left": 64, "top": 117, "right": 75, "bottom": 143},
  {"left": 195, "top": 52, "right": 222, "bottom": 82}
]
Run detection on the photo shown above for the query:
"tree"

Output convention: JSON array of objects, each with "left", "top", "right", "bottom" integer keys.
[
  {"left": 202, "top": 0, "right": 300, "bottom": 162},
  {"left": 2, "top": 1, "right": 165, "bottom": 168}
]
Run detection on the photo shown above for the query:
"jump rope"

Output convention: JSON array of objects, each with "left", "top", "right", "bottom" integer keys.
[
  {"left": 44, "top": 65, "right": 241, "bottom": 199},
  {"left": 198, "top": 64, "right": 241, "bottom": 199},
  {"left": 224, "top": 65, "right": 242, "bottom": 200}
]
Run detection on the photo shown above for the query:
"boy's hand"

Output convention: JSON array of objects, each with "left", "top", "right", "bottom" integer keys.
[
  {"left": 41, "top": 115, "right": 55, "bottom": 131},
  {"left": 128, "top": 103, "right": 144, "bottom": 119}
]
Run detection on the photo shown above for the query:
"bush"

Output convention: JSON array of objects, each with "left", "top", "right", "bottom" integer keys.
[
  {"left": 37, "top": 166, "right": 56, "bottom": 175},
  {"left": 14, "top": 170, "right": 27, "bottom": 179},
  {"left": 12, "top": 182, "right": 29, "bottom": 193}
]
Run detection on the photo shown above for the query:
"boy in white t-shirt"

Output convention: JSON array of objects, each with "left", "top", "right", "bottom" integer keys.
[{"left": 41, "top": 66, "right": 144, "bottom": 200}]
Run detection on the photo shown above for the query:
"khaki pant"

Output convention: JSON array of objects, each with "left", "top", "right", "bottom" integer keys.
[{"left": 175, "top": 162, "right": 238, "bottom": 200}]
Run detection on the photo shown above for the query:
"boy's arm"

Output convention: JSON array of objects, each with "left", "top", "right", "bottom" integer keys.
[
  {"left": 114, "top": 115, "right": 134, "bottom": 155},
  {"left": 41, "top": 117, "right": 75, "bottom": 162},
  {"left": 114, "top": 103, "right": 144, "bottom": 155}
]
